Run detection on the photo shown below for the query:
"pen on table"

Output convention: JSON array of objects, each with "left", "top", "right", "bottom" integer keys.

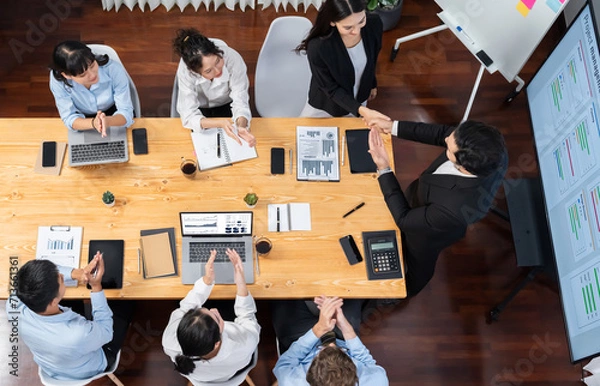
[
  {"left": 276, "top": 207, "right": 281, "bottom": 232},
  {"left": 341, "top": 134, "right": 346, "bottom": 166},
  {"left": 254, "top": 236, "right": 260, "bottom": 276},
  {"left": 217, "top": 132, "right": 221, "bottom": 158},
  {"left": 342, "top": 202, "right": 365, "bottom": 218},
  {"left": 289, "top": 149, "right": 293, "bottom": 174},
  {"left": 137, "top": 248, "right": 141, "bottom": 274}
]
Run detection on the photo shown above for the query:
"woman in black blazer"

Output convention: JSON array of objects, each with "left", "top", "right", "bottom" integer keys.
[{"left": 297, "top": 0, "right": 390, "bottom": 123}]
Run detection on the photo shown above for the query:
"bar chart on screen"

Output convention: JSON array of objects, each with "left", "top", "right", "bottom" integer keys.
[
  {"left": 570, "top": 264, "right": 600, "bottom": 330},
  {"left": 566, "top": 193, "right": 594, "bottom": 261},
  {"left": 588, "top": 180, "right": 600, "bottom": 248}
]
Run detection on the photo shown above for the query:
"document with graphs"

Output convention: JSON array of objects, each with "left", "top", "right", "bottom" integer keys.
[
  {"left": 296, "top": 126, "right": 340, "bottom": 182},
  {"left": 35, "top": 225, "right": 83, "bottom": 286}
]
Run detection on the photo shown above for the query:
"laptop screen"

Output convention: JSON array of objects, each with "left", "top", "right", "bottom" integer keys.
[{"left": 180, "top": 212, "right": 253, "bottom": 236}]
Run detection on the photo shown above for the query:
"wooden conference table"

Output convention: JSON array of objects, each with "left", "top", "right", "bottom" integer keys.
[{"left": 0, "top": 118, "right": 405, "bottom": 299}]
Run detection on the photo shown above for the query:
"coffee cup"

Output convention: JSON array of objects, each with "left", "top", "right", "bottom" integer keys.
[
  {"left": 180, "top": 158, "right": 197, "bottom": 178},
  {"left": 255, "top": 237, "right": 272, "bottom": 256}
]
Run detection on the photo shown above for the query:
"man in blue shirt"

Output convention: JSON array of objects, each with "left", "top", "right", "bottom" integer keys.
[
  {"left": 273, "top": 296, "right": 388, "bottom": 386},
  {"left": 7, "top": 253, "right": 125, "bottom": 381}
]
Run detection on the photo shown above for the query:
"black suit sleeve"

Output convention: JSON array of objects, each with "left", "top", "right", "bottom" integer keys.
[
  {"left": 395, "top": 121, "right": 455, "bottom": 147},
  {"left": 378, "top": 172, "right": 464, "bottom": 234}
]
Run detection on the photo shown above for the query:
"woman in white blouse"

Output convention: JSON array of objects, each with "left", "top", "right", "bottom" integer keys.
[
  {"left": 173, "top": 28, "right": 255, "bottom": 147},
  {"left": 162, "top": 249, "right": 260, "bottom": 385}
]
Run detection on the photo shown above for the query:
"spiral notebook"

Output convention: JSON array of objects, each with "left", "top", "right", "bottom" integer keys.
[{"left": 190, "top": 128, "right": 257, "bottom": 171}]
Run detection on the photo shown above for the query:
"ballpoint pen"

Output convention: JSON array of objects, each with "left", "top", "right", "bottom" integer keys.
[
  {"left": 217, "top": 132, "right": 221, "bottom": 158},
  {"left": 342, "top": 202, "right": 365, "bottom": 218},
  {"left": 276, "top": 207, "right": 281, "bottom": 232},
  {"left": 254, "top": 236, "right": 260, "bottom": 276},
  {"left": 289, "top": 149, "right": 293, "bottom": 174}
]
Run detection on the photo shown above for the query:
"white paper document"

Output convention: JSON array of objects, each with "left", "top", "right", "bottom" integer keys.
[
  {"left": 191, "top": 127, "right": 257, "bottom": 171},
  {"left": 35, "top": 226, "right": 83, "bottom": 286},
  {"left": 296, "top": 126, "right": 340, "bottom": 181},
  {"left": 268, "top": 203, "right": 312, "bottom": 232}
]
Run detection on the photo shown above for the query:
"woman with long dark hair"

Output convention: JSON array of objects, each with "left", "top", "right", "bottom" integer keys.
[
  {"left": 49, "top": 41, "right": 134, "bottom": 136},
  {"left": 297, "top": 0, "right": 390, "bottom": 123}
]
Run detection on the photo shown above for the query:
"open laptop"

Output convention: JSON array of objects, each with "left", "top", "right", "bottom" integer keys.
[
  {"left": 68, "top": 126, "right": 129, "bottom": 167},
  {"left": 180, "top": 211, "right": 254, "bottom": 285}
]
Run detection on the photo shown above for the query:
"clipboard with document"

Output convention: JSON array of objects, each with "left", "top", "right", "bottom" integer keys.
[{"left": 35, "top": 225, "right": 83, "bottom": 286}]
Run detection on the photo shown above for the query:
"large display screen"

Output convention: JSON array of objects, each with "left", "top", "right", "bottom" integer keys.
[{"left": 527, "top": 3, "right": 600, "bottom": 362}]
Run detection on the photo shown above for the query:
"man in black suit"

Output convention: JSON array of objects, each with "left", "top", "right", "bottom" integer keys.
[{"left": 367, "top": 120, "right": 507, "bottom": 296}]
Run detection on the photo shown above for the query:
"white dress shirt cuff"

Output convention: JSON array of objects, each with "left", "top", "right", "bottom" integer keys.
[{"left": 391, "top": 121, "right": 399, "bottom": 137}]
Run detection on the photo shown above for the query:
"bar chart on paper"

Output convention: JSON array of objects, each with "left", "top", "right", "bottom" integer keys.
[
  {"left": 571, "top": 265, "right": 600, "bottom": 329},
  {"left": 35, "top": 226, "right": 83, "bottom": 269},
  {"left": 566, "top": 193, "right": 594, "bottom": 260},
  {"left": 296, "top": 126, "right": 340, "bottom": 181}
]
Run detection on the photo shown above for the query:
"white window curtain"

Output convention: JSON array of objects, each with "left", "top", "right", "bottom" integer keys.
[{"left": 101, "top": 0, "right": 322, "bottom": 12}]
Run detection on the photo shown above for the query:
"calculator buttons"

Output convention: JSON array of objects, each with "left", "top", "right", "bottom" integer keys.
[{"left": 372, "top": 251, "right": 399, "bottom": 273}]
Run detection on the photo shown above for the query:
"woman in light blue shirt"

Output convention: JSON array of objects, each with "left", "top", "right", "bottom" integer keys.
[{"left": 49, "top": 41, "right": 134, "bottom": 136}]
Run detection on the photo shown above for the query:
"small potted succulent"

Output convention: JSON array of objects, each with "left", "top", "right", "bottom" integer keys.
[
  {"left": 102, "top": 190, "right": 115, "bottom": 207},
  {"left": 243, "top": 193, "right": 258, "bottom": 208}
]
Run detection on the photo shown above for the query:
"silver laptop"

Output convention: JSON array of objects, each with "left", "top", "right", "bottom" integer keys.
[
  {"left": 180, "top": 212, "right": 254, "bottom": 285},
  {"left": 68, "top": 126, "right": 129, "bottom": 167}
]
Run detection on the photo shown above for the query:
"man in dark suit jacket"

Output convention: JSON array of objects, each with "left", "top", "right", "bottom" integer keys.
[{"left": 367, "top": 120, "right": 508, "bottom": 296}]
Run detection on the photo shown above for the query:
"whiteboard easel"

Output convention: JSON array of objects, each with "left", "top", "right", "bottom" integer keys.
[{"left": 390, "top": 0, "right": 570, "bottom": 121}]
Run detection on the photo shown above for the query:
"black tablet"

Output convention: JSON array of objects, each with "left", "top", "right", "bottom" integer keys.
[
  {"left": 346, "top": 129, "right": 377, "bottom": 174},
  {"left": 88, "top": 240, "right": 124, "bottom": 289}
]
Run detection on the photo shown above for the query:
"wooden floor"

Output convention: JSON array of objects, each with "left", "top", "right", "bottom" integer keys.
[{"left": 0, "top": 0, "right": 587, "bottom": 384}]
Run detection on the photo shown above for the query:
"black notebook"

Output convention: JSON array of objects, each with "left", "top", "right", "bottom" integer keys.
[
  {"left": 88, "top": 240, "right": 124, "bottom": 289},
  {"left": 346, "top": 129, "right": 377, "bottom": 173}
]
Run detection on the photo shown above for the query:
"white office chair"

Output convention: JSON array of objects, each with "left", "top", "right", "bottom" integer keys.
[
  {"left": 254, "top": 16, "right": 312, "bottom": 117},
  {"left": 87, "top": 44, "right": 142, "bottom": 118},
  {"left": 170, "top": 38, "right": 228, "bottom": 118},
  {"left": 38, "top": 350, "right": 123, "bottom": 386},
  {"left": 184, "top": 348, "right": 258, "bottom": 386}
]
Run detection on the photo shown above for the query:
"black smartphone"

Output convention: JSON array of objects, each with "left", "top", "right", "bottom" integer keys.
[
  {"left": 339, "top": 235, "right": 363, "bottom": 265},
  {"left": 42, "top": 141, "right": 56, "bottom": 167},
  {"left": 271, "top": 147, "right": 285, "bottom": 174},
  {"left": 132, "top": 128, "right": 148, "bottom": 155}
]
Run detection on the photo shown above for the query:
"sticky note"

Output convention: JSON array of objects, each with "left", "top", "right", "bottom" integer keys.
[
  {"left": 517, "top": 1, "right": 531, "bottom": 17},
  {"left": 522, "top": 0, "right": 536, "bottom": 9},
  {"left": 546, "top": 0, "right": 562, "bottom": 13}
]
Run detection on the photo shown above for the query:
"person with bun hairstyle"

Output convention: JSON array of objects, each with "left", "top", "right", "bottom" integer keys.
[
  {"left": 173, "top": 28, "right": 255, "bottom": 147},
  {"left": 162, "top": 249, "right": 260, "bottom": 385},
  {"left": 297, "top": 0, "right": 390, "bottom": 123},
  {"left": 49, "top": 40, "right": 134, "bottom": 137}
]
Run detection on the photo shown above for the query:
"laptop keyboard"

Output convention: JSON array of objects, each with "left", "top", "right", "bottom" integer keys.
[
  {"left": 71, "top": 141, "right": 126, "bottom": 163},
  {"left": 189, "top": 241, "right": 246, "bottom": 263}
]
